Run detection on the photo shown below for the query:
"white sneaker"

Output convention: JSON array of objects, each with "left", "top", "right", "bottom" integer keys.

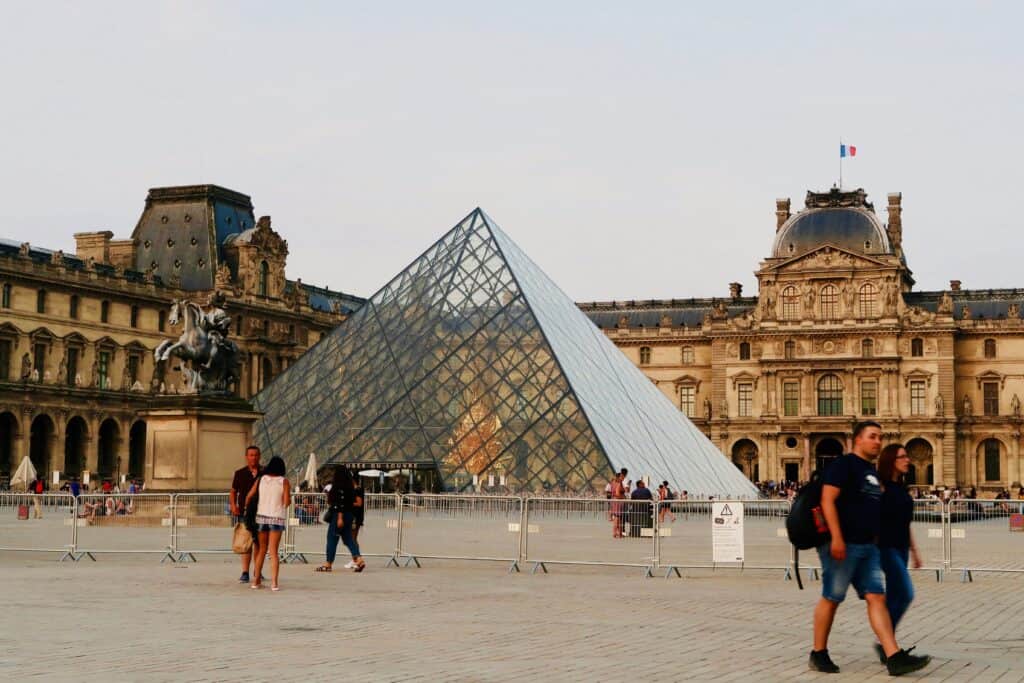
[{"left": 343, "top": 561, "right": 355, "bottom": 569}]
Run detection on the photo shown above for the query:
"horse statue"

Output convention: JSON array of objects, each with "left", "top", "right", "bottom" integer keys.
[{"left": 154, "top": 299, "right": 240, "bottom": 395}]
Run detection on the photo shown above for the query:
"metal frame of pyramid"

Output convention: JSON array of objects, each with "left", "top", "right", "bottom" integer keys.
[{"left": 252, "top": 209, "right": 757, "bottom": 497}]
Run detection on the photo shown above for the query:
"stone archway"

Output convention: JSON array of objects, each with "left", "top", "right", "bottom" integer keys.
[
  {"left": 814, "top": 437, "right": 844, "bottom": 475},
  {"left": 731, "top": 438, "right": 759, "bottom": 482},
  {"left": 30, "top": 414, "right": 56, "bottom": 480},
  {"left": 64, "top": 416, "right": 89, "bottom": 478},
  {"left": 129, "top": 420, "right": 146, "bottom": 480},
  {"left": 0, "top": 411, "right": 18, "bottom": 479},
  {"left": 905, "top": 438, "right": 934, "bottom": 486},
  {"left": 97, "top": 418, "right": 120, "bottom": 483}
]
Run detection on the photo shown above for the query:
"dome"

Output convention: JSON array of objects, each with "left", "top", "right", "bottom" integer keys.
[{"left": 771, "top": 190, "right": 892, "bottom": 259}]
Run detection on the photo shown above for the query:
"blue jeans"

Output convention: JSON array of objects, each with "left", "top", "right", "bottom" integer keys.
[
  {"left": 879, "top": 546, "right": 914, "bottom": 629},
  {"left": 817, "top": 542, "right": 885, "bottom": 602},
  {"left": 325, "top": 511, "right": 360, "bottom": 563}
]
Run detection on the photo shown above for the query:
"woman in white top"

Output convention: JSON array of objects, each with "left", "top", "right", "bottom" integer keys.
[{"left": 245, "top": 456, "right": 291, "bottom": 591}]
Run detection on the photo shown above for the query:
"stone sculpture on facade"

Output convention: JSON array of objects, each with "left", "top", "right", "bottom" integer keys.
[
  {"left": 935, "top": 393, "right": 944, "bottom": 417},
  {"left": 154, "top": 297, "right": 240, "bottom": 395},
  {"left": 20, "top": 352, "right": 32, "bottom": 381},
  {"left": 937, "top": 291, "right": 953, "bottom": 315},
  {"left": 1013, "top": 394, "right": 1022, "bottom": 418},
  {"left": 962, "top": 394, "right": 973, "bottom": 417}
]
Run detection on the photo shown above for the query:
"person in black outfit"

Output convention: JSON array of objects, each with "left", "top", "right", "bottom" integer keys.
[
  {"left": 316, "top": 467, "right": 365, "bottom": 573},
  {"left": 874, "top": 443, "right": 922, "bottom": 663}
]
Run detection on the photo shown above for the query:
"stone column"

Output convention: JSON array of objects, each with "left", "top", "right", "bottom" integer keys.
[
  {"left": 803, "top": 434, "right": 811, "bottom": 480},
  {"left": 51, "top": 412, "right": 67, "bottom": 479},
  {"left": 85, "top": 413, "right": 101, "bottom": 475},
  {"left": 116, "top": 416, "right": 131, "bottom": 484},
  {"left": 17, "top": 408, "right": 32, "bottom": 468},
  {"left": 1010, "top": 431, "right": 1022, "bottom": 487}
]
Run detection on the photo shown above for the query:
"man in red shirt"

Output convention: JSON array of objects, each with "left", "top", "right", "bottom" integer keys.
[{"left": 230, "top": 446, "right": 262, "bottom": 583}]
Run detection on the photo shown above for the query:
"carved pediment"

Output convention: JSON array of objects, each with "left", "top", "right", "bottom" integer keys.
[
  {"left": 730, "top": 370, "right": 759, "bottom": 389},
  {"left": 672, "top": 374, "right": 702, "bottom": 390},
  {"left": 903, "top": 368, "right": 934, "bottom": 388},
  {"left": 762, "top": 244, "right": 891, "bottom": 274},
  {"left": 976, "top": 370, "right": 1006, "bottom": 389}
]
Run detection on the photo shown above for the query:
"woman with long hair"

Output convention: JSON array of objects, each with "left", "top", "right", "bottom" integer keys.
[
  {"left": 245, "top": 455, "right": 290, "bottom": 591},
  {"left": 316, "top": 467, "right": 365, "bottom": 573},
  {"left": 874, "top": 443, "right": 922, "bottom": 661}
]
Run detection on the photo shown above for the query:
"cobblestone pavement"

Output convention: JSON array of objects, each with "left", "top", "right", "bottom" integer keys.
[{"left": 1, "top": 551, "right": 1022, "bottom": 682}]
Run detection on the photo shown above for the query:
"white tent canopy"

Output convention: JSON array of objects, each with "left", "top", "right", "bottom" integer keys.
[{"left": 10, "top": 456, "right": 37, "bottom": 491}]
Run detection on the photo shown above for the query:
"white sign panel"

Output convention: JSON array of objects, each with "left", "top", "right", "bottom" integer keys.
[{"left": 711, "top": 501, "right": 744, "bottom": 563}]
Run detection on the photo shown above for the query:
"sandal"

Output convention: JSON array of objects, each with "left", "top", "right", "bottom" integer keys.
[
  {"left": 315, "top": 565, "right": 332, "bottom": 573},
  {"left": 353, "top": 559, "right": 366, "bottom": 573}
]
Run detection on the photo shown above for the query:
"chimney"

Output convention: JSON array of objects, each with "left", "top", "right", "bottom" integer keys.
[
  {"left": 886, "top": 192, "right": 903, "bottom": 247},
  {"left": 949, "top": 280, "right": 961, "bottom": 291},
  {"left": 257, "top": 215, "right": 272, "bottom": 230},
  {"left": 74, "top": 231, "right": 114, "bottom": 264},
  {"left": 729, "top": 282, "right": 743, "bottom": 301},
  {"left": 775, "top": 198, "right": 791, "bottom": 232}
]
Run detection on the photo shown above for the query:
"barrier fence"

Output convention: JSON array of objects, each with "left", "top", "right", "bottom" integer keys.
[{"left": 2, "top": 494, "right": 1024, "bottom": 580}]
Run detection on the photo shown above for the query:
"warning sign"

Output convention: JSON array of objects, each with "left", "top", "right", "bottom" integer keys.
[{"left": 711, "top": 501, "right": 744, "bottom": 563}]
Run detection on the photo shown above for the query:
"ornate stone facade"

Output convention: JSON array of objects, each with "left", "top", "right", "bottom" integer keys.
[
  {"left": 581, "top": 188, "right": 1024, "bottom": 493},
  {"left": 0, "top": 185, "right": 364, "bottom": 486}
]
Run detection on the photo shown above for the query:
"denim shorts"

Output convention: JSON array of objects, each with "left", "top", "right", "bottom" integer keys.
[
  {"left": 817, "top": 542, "right": 885, "bottom": 602},
  {"left": 258, "top": 522, "right": 286, "bottom": 532}
]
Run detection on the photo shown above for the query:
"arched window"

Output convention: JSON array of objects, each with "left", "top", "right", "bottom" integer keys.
[
  {"left": 911, "top": 338, "right": 924, "bottom": 357},
  {"left": 681, "top": 346, "right": 694, "bottom": 365},
  {"left": 36, "top": 289, "right": 46, "bottom": 314},
  {"left": 69, "top": 295, "right": 79, "bottom": 320},
  {"left": 739, "top": 342, "right": 751, "bottom": 360},
  {"left": 1, "top": 283, "right": 10, "bottom": 308},
  {"left": 862, "top": 339, "right": 874, "bottom": 358},
  {"left": 820, "top": 284, "right": 838, "bottom": 320},
  {"left": 984, "top": 338, "right": 996, "bottom": 359},
  {"left": 781, "top": 286, "right": 799, "bottom": 320},
  {"left": 639, "top": 346, "right": 652, "bottom": 365},
  {"left": 858, "top": 283, "right": 878, "bottom": 318},
  {"left": 784, "top": 340, "right": 796, "bottom": 359},
  {"left": 983, "top": 439, "right": 1001, "bottom": 482},
  {"left": 100, "top": 301, "right": 110, "bottom": 324},
  {"left": 130, "top": 305, "right": 139, "bottom": 329},
  {"left": 258, "top": 261, "right": 270, "bottom": 297},
  {"left": 817, "top": 374, "right": 843, "bottom": 416}
]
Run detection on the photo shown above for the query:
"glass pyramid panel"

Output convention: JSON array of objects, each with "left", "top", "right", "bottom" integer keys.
[{"left": 252, "top": 209, "right": 756, "bottom": 496}]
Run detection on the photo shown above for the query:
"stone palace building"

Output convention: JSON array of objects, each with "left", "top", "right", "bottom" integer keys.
[
  {"left": 0, "top": 185, "right": 363, "bottom": 486},
  {"left": 581, "top": 188, "right": 1024, "bottom": 492}
]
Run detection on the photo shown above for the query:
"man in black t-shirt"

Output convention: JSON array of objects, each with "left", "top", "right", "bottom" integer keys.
[
  {"left": 808, "top": 421, "right": 931, "bottom": 677},
  {"left": 229, "top": 446, "right": 262, "bottom": 584}
]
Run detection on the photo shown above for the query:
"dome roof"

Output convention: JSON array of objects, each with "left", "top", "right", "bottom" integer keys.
[{"left": 771, "top": 190, "right": 892, "bottom": 259}]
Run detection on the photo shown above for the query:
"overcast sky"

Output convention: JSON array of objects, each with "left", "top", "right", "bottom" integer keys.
[{"left": 1, "top": 2, "right": 1021, "bottom": 302}]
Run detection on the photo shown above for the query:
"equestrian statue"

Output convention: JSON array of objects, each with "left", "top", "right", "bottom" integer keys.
[{"left": 154, "top": 295, "right": 241, "bottom": 395}]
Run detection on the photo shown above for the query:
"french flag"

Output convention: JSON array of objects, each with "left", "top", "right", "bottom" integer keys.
[{"left": 840, "top": 144, "right": 857, "bottom": 158}]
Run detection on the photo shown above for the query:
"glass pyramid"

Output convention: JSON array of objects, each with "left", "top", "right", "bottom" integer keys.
[{"left": 252, "top": 209, "right": 757, "bottom": 497}]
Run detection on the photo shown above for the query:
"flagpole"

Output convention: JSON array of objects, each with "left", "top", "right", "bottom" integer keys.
[{"left": 839, "top": 138, "right": 842, "bottom": 189}]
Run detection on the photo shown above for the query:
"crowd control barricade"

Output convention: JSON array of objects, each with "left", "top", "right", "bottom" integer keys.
[
  {"left": 73, "top": 493, "right": 175, "bottom": 562},
  {"left": 0, "top": 491, "right": 76, "bottom": 560},
  {"left": 284, "top": 493, "right": 400, "bottom": 566},
  {"left": 399, "top": 494, "right": 522, "bottom": 571},
  {"left": 522, "top": 497, "right": 656, "bottom": 575},
  {"left": 910, "top": 498, "right": 946, "bottom": 581},
  {"left": 949, "top": 498, "right": 1024, "bottom": 581},
  {"left": 657, "top": 499, "right": 792, "bottom": 579},
  {"left": 172, "top": 493, "right": 234, "bottom": 561}
]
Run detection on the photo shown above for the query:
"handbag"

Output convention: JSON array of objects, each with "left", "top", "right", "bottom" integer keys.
[
  {"left": 322, "top": 505, "right": 334, "bottom": 524},
  {"left": 232, "top": 522, "right": 253, "bottom": 554}
]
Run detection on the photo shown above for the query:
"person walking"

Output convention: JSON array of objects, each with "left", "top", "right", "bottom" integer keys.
[
  {"left": 658, "top": 481, "right": 677, "bottom": 524},
  {"left": 874, "top": 443, "right": 922, "bottom": 663},
  {"left": 31, "top": 476, "right": 45, "bottom": 519},
  {"left": 342, "top": 474, "right": 366, "bottom": 570},
  {"left": 316, "top": 467, "right": 365, "bottom": 573},
  {"left": 609, "top": 471, "right": 626, "bottom": 538},
  {"left": 808, "top": 421, "right": 931, "bottom": 676},
  {"left": 229, "top": 446, "right": 262, "bottom": 584},
  {"left": 245, "top": 456, "right": 290, "bottom": 591}
]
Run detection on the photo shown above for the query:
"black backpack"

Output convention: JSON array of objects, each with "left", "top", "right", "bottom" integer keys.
[{"left": 785, "top": 476, "right": 831, "bottom": 589}]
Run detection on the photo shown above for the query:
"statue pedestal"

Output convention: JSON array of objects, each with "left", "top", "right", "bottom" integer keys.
[{"left": 137, "top": 396, "right": 262, "bottom": 493}]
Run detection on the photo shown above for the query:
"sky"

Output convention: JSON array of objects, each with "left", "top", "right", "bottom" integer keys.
[{"left": 1, "top": 2, "right": 1021, "bottom": 302}]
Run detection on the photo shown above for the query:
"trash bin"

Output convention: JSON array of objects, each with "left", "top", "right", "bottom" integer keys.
[{"left": 17, "top": 503, "right": 29, "bottom": 520}]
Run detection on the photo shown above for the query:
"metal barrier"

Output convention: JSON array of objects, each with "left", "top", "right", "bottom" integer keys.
[
  {"left": 911, "top": 499, "right": 946, "bottom": 581},
  {"left": 657, "top": 499, "right": 792, "bottom": 578},
  {"left": 73, "top": 494, "right": 175, "bottom": 562},
  {"left": 949, "top": 498, "right": 1024, "bottom": 581},
  {"left": 522, "top": 497, "right": 657, "bottom": 575},
  {"left": 283, "top": 493, "right": 400, "bottom": 566},
  {"left": 400, "top": 494, "right": 522, "bottom": 571},
  {"left": 172, "top": 493, "right": 234, "bottom": 561},
  {"left": 0, "top": 492, "right": 77, "bottom": 560}
]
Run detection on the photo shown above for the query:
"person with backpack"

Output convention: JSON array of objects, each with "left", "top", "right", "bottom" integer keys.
[
  {"left": 807, "top": 421, "right": 931, "bottom": 676},
  {"left": 32, "top": 476, "right": 45, "bottom": 518}
]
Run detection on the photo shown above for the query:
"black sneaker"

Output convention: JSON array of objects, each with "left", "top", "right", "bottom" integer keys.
[
  {"left": 874, "top": 643, "right": 887, "bottom": 664},
  {"left": 886, "top": 648, "right": 931, "bottom": 676},
  {"left": 239, "top": 572, "right": 250, "bottom": 583},
  {"left": 808, "top": 649, "right": 840, "bottom": 673}
]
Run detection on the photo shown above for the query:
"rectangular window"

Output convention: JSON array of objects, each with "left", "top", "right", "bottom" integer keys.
[
  {"left": 909, "top": 380, "right": 925, "bottom": 415},
  {"left": 69, "top": 296, "right": 79, "bottom": 320},
  {"left": 783, "top": 381, "right": 799, "bottom": 416},
  {"left": 99, "top": 351, "right": 110, "bottom": 390},
  {"left": 0, "top": 340, "right": 10, "bottom": 380},
  {"left": 681, "top": 346, "right": 694, "bottom": 364},
  {"left": 158, "top": 311, "right": 166, "bottom": 333},
  {"left": 36, "top": 290, "right": 46, "bottom": 314},
  {"left": 1, "top": 284, "right": 10, "bottom": 308},
  {"left": 66, "top": 348, "right": 79, "bottom": 387},
  {"left": 128, "top": 354, "right": 140, "bottom": 386},
  {"left": 983, "top": 382, "right": 999, "bottom": 416},
  {"left": 861, "top": 380, "right": 877, "bottom": 416},
  {"left": 33, "top": 343, "right": 47, "bottom": 379},
  {"left": 738, "top": 382, "right": 753, "bottom": 417},
  {"left": 984, "top": 440, "right": 1001, "bottom": 482},
  {"left": 680, "top": 385, "right": 695, "bottom": 417}
]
